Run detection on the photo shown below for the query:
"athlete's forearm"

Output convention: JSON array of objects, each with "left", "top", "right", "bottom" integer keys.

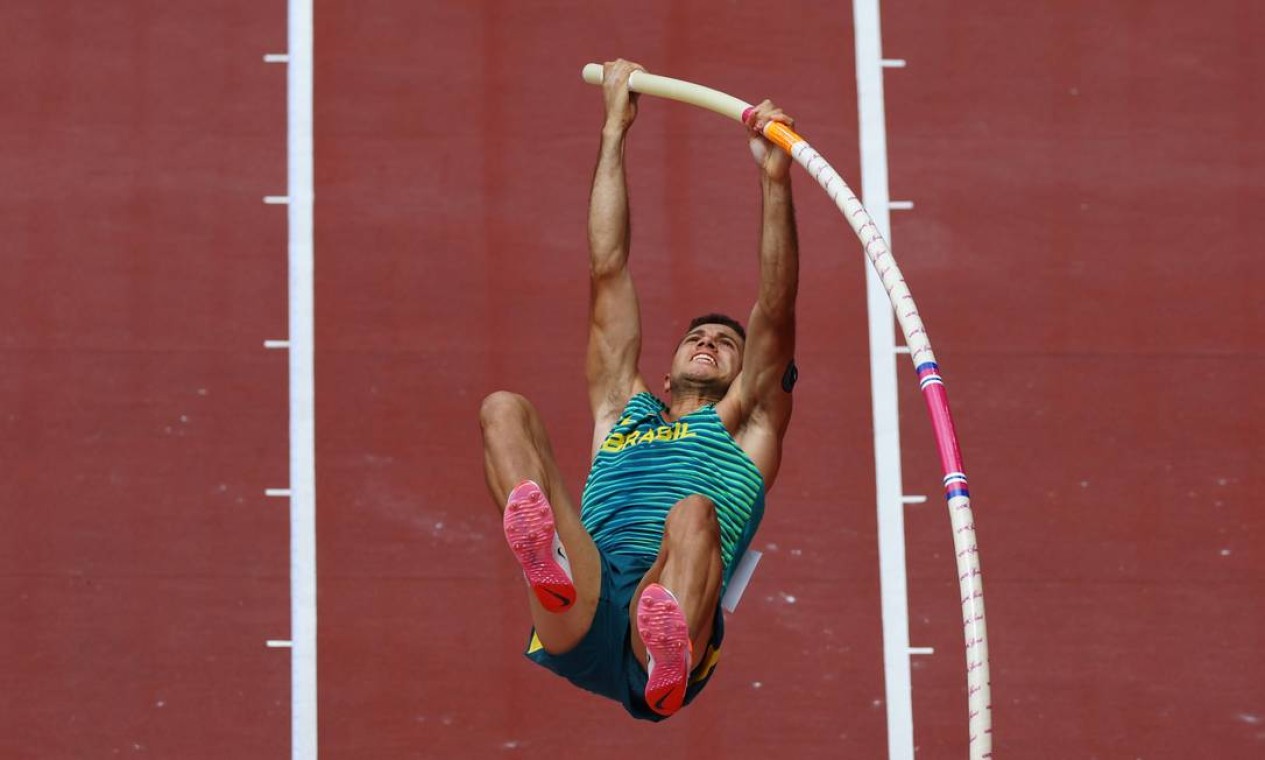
[
  {"left": 757, "top": 175, "right": 799, "bottom": 323},
  {"left": 588, "top": 128, "right": 632, "bottom": 279}
]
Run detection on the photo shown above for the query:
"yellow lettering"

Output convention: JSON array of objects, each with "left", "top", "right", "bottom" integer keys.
[{"left": 605, "top": 422, "right": 702, "bottom": 451}]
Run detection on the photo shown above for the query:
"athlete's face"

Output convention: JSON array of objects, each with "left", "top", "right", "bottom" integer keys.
[{"left": 665, "top": 323, "right": 744, "bottom": 394}]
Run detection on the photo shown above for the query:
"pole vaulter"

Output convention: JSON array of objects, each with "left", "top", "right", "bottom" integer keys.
[{"left": 583, "top": 62, "right": 992, "bottom": 759}]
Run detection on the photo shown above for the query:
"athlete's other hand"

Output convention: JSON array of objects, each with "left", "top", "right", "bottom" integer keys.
[
  {"left": 745, "top": 101, "right": 794, "bottom": 182},
  {"left": 601, "top": 59, "right": 644, "bottom": 135}
]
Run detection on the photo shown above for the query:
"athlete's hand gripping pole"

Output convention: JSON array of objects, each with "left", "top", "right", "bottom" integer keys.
[{"left": 583, "top": 62, "right": 992, "bottom": 759}]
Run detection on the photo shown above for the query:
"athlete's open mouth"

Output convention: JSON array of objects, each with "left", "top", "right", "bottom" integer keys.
[{"left": 690, "top": 353, "right": 716, "bottom": 366}]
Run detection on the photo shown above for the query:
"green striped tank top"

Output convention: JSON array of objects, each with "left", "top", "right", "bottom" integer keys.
[{"left": 580, "top": 392, "right": 767, "bottom": 588}]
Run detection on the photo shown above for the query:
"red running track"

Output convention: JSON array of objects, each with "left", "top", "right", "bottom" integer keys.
[
  {"left": 3, "top": 1, "right": 1261, "bottom": 758},
  {"left": 2, "top": 1, "right": 291, "bottom": 757}
]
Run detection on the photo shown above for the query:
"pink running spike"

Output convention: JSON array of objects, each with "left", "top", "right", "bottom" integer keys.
[
  {"left": 503, "top": 480, "right": 575, "bottom": 613},
  {"left": 637, "top": 583, "right": 692, "bottom": 717}
]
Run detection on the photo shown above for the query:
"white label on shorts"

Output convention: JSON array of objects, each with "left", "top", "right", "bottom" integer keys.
[{"left": 721, "top": 549, "right": 761, "bottom": 614}]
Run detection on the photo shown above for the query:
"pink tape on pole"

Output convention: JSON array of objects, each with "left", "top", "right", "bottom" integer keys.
[{"left": 921, "top": 381, "right": 965, "bottom": 477}]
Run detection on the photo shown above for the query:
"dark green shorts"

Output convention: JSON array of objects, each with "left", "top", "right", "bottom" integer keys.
[{"left": 524, "top": 549, "right": 724, "bottom": 721}]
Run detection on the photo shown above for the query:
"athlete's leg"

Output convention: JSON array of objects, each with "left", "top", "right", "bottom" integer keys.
[
  {"left": 629, "top": 494, "right": 724, "bottom": 670},
  {"left": 479, "top": 391, "right": 601, "bottom": 653}
]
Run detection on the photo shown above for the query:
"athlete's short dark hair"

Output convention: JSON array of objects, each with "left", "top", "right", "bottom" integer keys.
[{"left": 686, "top": 313, "right": 746, "bottom": 342}]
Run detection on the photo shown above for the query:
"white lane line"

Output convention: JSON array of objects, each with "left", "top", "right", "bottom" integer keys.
[
  {"left": 855, "top": 2, "right": 916, "bottom": 759},
  {"left": 909, "top": 647, "right": 935, "bottom": 655},
  {"left": 264, "top": 340, "right": 290, "bottom": 349},
  {"left": 889, "top": 200, "right": 915, "bottom": 210},
  {"left": 882, "top": 59, "right": 907, "bottom": 68},
  {"left": 902, "top": 495, "right": 928, "bottom": 505},
  {"left": 894, "top": 345, "right": 911, "bottom": 354},
  {"left": 267, "top": 640, "right": 293, "bottom": 648},
  {"left": 264, "top": 195, "right": 291, "bottom": 205},
  {"left": 266, "top": 488, "right": 292, "bottom": 498},
  {"left": 264, "top": 53, "right": 290, "bottom": 63},
  {"left": 287, "top": 1, "right": 317, "bottom": 757}
]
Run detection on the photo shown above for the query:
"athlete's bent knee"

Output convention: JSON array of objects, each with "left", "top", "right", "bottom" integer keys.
[
  {"left": 479, "top": 390, "right": 530, "bottom": 430},
  {"left": 665, "top": 495, "right": 720, "bottom": 542}
]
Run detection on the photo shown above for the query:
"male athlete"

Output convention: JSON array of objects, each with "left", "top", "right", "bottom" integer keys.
[{"left": 479, "top": 59, "right": 799, "bottom": 720}]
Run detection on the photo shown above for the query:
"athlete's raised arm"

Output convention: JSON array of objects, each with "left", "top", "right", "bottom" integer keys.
[
  {"left": 587, "top": 59, "right": 650, "bottom": 447},
  {"left": 724, "top": 101, "right": 799, "bottom": 487}
]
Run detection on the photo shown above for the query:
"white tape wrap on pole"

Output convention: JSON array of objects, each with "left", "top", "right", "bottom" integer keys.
[
  {"left": 582, "top": 63, "right": 750, "bottom": 120},
  {"left": 582, "top": 62, "right": 992, "bottom": 759}
]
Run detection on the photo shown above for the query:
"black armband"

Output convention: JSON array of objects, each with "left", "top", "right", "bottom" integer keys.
[{"left": 781, "top": 360, "right": 798, "bottom": 393}]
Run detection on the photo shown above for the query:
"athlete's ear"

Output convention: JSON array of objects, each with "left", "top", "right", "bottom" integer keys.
[{"left": 662, "top": 373, "right": 671, "bottom": 395}]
